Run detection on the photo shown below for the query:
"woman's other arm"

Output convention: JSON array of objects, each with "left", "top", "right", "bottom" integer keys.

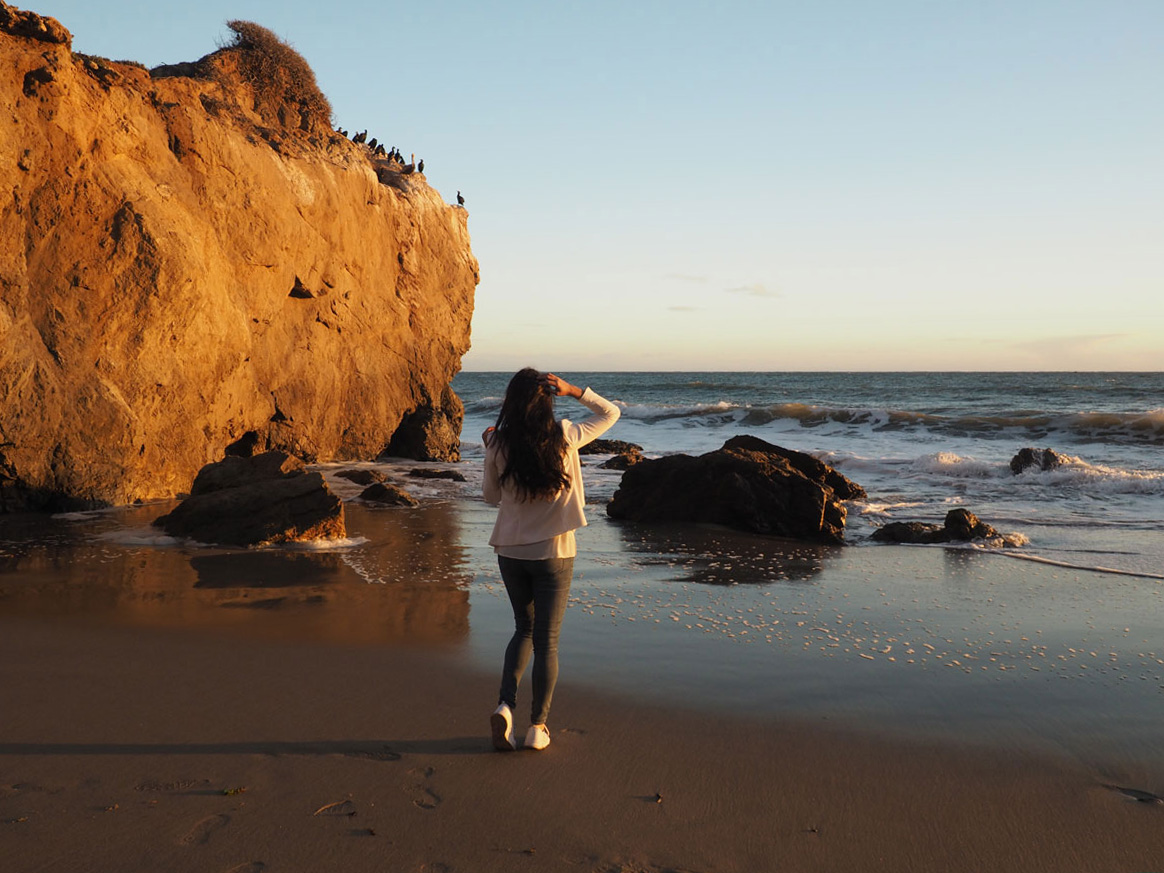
[{"left": 482, "top": 427, "right": 502, "bottom": 505}]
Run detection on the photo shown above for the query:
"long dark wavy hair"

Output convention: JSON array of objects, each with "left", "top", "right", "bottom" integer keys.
[{"left": 493, "top": 367, "right": 569, "bottom": 500}]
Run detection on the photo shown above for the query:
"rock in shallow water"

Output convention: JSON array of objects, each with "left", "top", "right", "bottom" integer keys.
[
  {"left": 153, "top": 452, "right": 345, "bottom": 546},
  {"left": 359, "top": 482, "right": 418, "bottom": 507},
  {"left": 600, "top": 450, "right": 642, "bottom": 470},
  {"left": 1010, "top": 447, "right": 1066, "bottom": 475},
  {"left": 871, "top": 508, "right": 999, "bottom": 544},
  {"left": 579, "top": 438, "right": 643, "bottom": 456},
  {"left": 606, "top": 435, "right": 865, "bottom": 544}
]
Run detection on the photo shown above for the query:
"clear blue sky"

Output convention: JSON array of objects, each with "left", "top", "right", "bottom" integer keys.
[{"left": 35, "top": 0, "right": 1164, "bottom": 370}]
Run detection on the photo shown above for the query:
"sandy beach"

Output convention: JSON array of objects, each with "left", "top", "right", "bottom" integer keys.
[
  {"left": 2, "top": 610, "right": 1163, "bottom": 871},
  {"left": 2, "top": 496, "right": 1163, "bottom": 872}
]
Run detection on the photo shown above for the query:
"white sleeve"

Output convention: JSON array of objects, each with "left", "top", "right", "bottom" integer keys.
[{"left": 562, "top": 388, "right": 621, "bottom": 449}]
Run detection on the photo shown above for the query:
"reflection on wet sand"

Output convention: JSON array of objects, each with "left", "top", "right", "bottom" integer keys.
[
  {"left": 611, "top": 519, "right": 838, "bottom": 585},
  {"left": 0, "top": 502, "right": 473, "bottom": 647}
]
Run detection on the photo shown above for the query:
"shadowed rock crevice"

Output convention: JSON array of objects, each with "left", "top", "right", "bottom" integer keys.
[{"left": 384, "top": 385, "right": 464, "bottom": 462}]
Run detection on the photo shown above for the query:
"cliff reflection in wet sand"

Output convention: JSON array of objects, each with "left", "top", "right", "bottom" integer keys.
[{"left": 0, "top": 502, "right": 471, "bottom": 646}]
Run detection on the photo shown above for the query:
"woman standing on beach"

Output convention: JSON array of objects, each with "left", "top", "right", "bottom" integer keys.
[{"left": 482, "top": 369, "right": 620, "bottom": 752}]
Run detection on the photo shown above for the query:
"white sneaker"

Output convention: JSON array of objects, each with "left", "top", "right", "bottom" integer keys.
[
  {"left": 524, "top": 723, "right": 551, "bottom": 751},
  {"left": 490, "top": 703, "right": 515, "bottom": 751}
]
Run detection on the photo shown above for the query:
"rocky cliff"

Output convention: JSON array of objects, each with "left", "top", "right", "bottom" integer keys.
[{"left": 0, "top": 4, "right": 478, "bottom": 510}]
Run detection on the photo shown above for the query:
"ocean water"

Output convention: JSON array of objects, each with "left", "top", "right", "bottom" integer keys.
[{"left": 455, "top": 371, "right": 1164, "bottom": 579}]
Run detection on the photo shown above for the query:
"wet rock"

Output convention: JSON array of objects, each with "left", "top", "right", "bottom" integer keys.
[
  {"left": 606, "top": 435, "right": 864, "bottom": 544},
  {"left": 335, "top": 468, "right": 386, "bottom": 486},
  {"left": 359, "top": 482, "right": 418, "bottom": 507},
  {"left": 1010, "top": 447, "right": 1066, "bottom": 475},
  {"left": 601, "top": 450, "right": 643, "bottom": 470},
  {"left": 189, "top": 452, "right": 305, "bottom": 495},
  {"left": 724, "top": 435, "right": 866, "bottom": 500},
  {"left": 872, "top": 508, "right": 999, "bottom": 544},
  {"left": 407, "top": 468, "right": 466, "bottom": 482},
  {"left": 579, "top": 438, "right": 643, "bottom": 456},
  {"left": 153, "top": 452, "right": 345, "bottom": 546},
  {"left": 869, "top": 521, "right": 946, "bottom": 544}
]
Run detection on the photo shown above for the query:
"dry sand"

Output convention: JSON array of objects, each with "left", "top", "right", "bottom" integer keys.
[{"left": 2, "top": 615, "right": 1162, "bottom": 873}]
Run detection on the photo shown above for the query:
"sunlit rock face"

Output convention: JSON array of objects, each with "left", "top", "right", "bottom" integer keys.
[{"left": 0, "top": 4, "right": 478, "bottom": 510}]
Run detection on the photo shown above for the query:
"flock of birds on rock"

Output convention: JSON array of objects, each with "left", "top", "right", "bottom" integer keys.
[{"left": 335, "top": 126, "right": 464, "bottom": 206}]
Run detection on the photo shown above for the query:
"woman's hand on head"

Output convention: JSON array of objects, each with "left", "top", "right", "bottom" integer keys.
[
  {"left": 540, "top": 373, "right": 582, "bottom": 399},
  {"left": 482, "top": 426, "right": 496, "bottom": 446}
]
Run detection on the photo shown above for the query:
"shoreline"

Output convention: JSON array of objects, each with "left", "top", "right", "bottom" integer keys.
[
  {"left": 2, "top": 615, "right": 1163, "bottom": 872},
  {"left": 4, "top": 496, "right": 1163, "bottom": 775}
]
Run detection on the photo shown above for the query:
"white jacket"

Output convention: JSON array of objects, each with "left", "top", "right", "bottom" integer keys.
[{"left": 484, "top": 388, "right": 620, "bottom": 550}]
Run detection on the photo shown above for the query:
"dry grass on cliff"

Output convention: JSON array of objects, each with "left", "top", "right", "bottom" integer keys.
[{"left": 223, "top": 20, "right": 332, "bottom": 132}]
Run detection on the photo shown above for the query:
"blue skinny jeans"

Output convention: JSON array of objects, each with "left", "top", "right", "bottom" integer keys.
[{"left": 497, "top": 555, "right": 574, "bottom": 726}]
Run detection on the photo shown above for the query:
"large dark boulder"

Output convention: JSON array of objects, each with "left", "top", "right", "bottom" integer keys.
[
  {"left": 872, "top": 508, "right": 999, "bottom": 544},
  {"left": 606, "top": 435, "right": 864, "bottom": 544},
  {"left": 723, "top": 435, "right": 866, "bottom": 500},
  {"left": 153, "top": 451, "right": 345, "bottom": 546},
  {"left": 1010, "top": 447, "right": 1066, "bottom": 475}
]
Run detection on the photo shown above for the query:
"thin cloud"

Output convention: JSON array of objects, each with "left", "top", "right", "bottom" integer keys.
[
  {"left": 1011, "top": 334, "right": 1127, "bottom": 356},
  {"left": 725, "top": 283, "right": 779, "bottom": 298}
]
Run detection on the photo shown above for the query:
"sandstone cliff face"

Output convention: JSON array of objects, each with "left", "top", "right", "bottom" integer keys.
[{"left": 0, "top": 5, "right": 478, "bottom": 510}]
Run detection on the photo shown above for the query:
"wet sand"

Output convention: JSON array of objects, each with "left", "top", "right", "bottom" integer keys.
[
  {"left": 2, "top": 614, "right": 1163, "bottom": 873},
  {"left": 2, "top": 496, "right": 1164, "bottom": 871}
]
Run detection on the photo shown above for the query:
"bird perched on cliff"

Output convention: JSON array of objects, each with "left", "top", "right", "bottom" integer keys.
[
  {"left": 374, "top": 144, "right": 386, "bottom": 156},
  {"left": 353, "top": 130, "right": 367, "bottom": 144},
  {"left": 368, "top": 137, "right": 378, "bottom": 149},
  {"left": 417, "top": 159, "right": 424, "bottom": 173},
  {"left": 457, "top": 191, "right": 465, "bottom": 206},
  {"left": 402, "top": 163, "right": 415, "bottom": 175}
]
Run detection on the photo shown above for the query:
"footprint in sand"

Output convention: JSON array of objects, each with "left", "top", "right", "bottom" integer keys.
[
  {"left": 406, "top": 766, "right": 441, "bottom": 810},
  {"left": 343, "top": 746, "right": 402, "bottom": 762},
  {"left": 180, "top": 813, "right": 230, "bottom": 846},
  {"left": 223, "top": 863, "right": 265, "bottom": 873}
]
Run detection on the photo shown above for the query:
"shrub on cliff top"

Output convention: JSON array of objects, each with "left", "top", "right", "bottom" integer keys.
[{"left": 224, "top": 19, "right": 332, "bottom": 132}]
